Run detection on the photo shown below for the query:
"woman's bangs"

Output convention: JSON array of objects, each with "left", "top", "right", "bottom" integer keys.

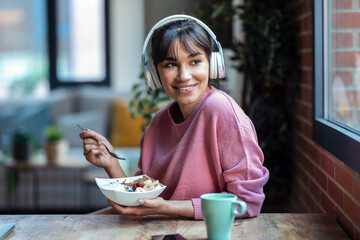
[{"left": 165, "top": 33, "right": 208, "bottom": 61}]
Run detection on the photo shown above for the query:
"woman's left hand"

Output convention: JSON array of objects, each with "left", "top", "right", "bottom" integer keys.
[
  {"left": 107, "top": 198, "right": 194, "bottom": 218},
  {"left": 107, "top": 197, "right": 168, "bottom": 216}
]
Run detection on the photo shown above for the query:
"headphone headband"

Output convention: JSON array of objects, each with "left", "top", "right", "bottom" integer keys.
[{"left": 142, "top": 14, "right": 218, "bottom": 55}]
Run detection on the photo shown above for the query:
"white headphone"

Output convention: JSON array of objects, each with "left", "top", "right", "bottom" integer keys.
[{"left": 141, "top": 14, "right": 226, "bottom": 90}]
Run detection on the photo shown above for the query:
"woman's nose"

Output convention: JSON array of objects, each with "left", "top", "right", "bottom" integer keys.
[{"left": 177, "top": 66, "right": 191, "bottom": 81}]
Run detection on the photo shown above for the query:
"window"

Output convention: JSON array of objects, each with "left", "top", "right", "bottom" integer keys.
[
  {"left": 0, "top": 0, "right": 48, "bottom": 100},
  {"left": 313, "top": 0, "right": 360, "bottom": 173},
  {"left": 0, "top": 0, "right": 109, "bottom": 99},
  {"left": 48, "top": 0, "right": 110, "bottom": 89}
]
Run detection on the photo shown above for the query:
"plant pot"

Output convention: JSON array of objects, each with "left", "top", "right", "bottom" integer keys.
[
  {"left": 12, "top": 140, "right": 31, "bottom": 162},
  {"left": 44, "top": 140, "right": 69, "bottom": 165}
]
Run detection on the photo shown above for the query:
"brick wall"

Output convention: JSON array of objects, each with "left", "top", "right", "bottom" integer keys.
[{"left": 289, "top": 0, "right": 360, "bottom": 239}]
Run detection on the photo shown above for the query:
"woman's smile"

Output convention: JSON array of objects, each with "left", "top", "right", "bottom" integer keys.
[
  {"left": 157, "top": 40, "right": 210, "bottom": 120},
  {"left": 173, "top": 83, "right": 198, "bottom": 92}
]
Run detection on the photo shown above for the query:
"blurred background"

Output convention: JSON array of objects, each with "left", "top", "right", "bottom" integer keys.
[
  {"left": 0, "top": 1, "right": 359, "bottom": 238},
  {"left": 0, "top": 0, "right": 245, "bottom": 214}
]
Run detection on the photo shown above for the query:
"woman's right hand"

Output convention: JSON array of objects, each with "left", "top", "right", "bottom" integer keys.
[
  {"left": 79, "top": 129, "right": 113, "bottom": 169},
  {"left": 79, "top": 129, "right": 127, "bottom": 178}
]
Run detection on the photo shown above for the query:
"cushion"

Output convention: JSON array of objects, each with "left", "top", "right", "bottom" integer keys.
[{"left": 110, "top": 99, "right": 145, "bottom": 147}]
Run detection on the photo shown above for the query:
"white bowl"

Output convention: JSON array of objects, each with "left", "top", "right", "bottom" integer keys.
[{"left": 95, "top": 175, "right": 166, "bottom": 206}]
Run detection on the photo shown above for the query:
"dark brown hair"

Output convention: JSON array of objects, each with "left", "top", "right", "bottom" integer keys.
[{"left": 150, "top": 19, "right": 212, "bottom": 66}]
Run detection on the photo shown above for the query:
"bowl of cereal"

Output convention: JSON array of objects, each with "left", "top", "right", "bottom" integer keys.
[{"left": 95, "top": 175, "right": 166, "bottom": 206}]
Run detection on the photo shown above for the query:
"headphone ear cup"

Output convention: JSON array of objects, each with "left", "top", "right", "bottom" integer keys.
[
  {"left": 216, "top": 51, "right": 225, "bottom": 79},
  {"left": 148, "top": 61, "right": 162, "bottom": 89},
  {"left": 144, "top": 63, "right": 156, "bottom": 90},
  {"left": 210, "top": 52, "right": 217, "bottom": 79}
]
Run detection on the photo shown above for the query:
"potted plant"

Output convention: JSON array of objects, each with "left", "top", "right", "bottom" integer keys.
[
  {"left": 129, "top": 72, "right": 171, "bottom": 131},
  {"left": 43, "top": 125, "right": 68, "bottom": 165},
  {"left": 12, "top": 128, "right": 33, "bottom": 162}
]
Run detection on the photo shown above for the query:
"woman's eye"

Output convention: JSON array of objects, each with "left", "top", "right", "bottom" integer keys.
[
  {"left": 191, "top": 60, "right": 201, "bottom": 65},
  {"left": 165, "top": 62, "right": 176, "bottom": 67}
]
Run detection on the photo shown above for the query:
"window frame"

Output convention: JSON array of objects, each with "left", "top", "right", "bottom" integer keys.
[
  {"left": 46, "top": 0, "right": 110, "bottom": 90},
  {"left": 313, "top": 0, "right": 360, "bottom": 173}
]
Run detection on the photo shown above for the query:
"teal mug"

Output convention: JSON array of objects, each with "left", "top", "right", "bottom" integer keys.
[{"left": 201, "top": 193, "right": 247, "bottom": 240}]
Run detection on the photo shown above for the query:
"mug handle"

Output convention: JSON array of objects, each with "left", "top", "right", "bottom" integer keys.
[{"left": 232, "top": 200, "right": 247, "bottom": 216}]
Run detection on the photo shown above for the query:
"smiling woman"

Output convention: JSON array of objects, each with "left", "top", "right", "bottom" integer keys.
[{"left": 79, "top": 14, "right": 269, "bottom": 220}]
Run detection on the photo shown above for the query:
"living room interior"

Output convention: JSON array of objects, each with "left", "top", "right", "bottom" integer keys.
[
  {"left": 1, "top": 0, "right": 231, "bottom": 214},
  {"left": 0, "top": 0, "right": 359, "bottom": 239}
]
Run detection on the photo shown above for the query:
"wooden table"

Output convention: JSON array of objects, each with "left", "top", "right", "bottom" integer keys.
[{"left": 0, "top": 214, "right": 349, "bottom": 239}]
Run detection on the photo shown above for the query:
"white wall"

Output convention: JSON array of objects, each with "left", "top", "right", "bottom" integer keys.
[{"left": 110, "top": 0, "right": 145, "bottom": 97}]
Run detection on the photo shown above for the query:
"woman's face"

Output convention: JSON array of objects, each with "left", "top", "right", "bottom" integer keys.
[{"left": 157, "top": 39, "right": 210, "bottom": 119}]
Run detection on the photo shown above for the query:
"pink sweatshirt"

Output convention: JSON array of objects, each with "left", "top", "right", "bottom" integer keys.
[{"left": 136, "top": 87, "right": 269, "bottom": 219}]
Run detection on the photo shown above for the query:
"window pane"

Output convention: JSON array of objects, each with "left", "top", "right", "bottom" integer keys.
[
  {"left": 326, "top": 0, "right": 360, "bottom": 132},
  {"left": 56, "top": 0, "right": 106, "bottom": 82},
  {"left": 0, "top": 0, "right": 48, "bottom": 100}
]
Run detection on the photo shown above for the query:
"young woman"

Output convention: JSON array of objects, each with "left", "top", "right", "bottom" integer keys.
[{"left": 80, "top": 15, "right": 269, "bottom": 219}]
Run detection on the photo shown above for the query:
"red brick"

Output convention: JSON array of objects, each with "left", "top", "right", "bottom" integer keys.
[
  {"left": 308, "top": 141, "right": 321, "bottom": 165},
  {"left": 296, "top": 101, "right": 312, "bottom": 122},
  {"left": 295, "top": 156, "right": 311, "bottom": 189},
  {"left": 303, "top": 189, "right": 317, "bottom": 212},
  {"left": 300, "top": 51, "right": 312, "bottom": 67},
  {"left": 308, "top": 178, "right": 321, "bottom": 202},
  {"left": 299, "top": 14, "right": 312, "bottom": 32},
  {"left": 328, "top": 178, "right": 344, "bottom": 207},
  {"left": 314, "top": 165, "right": 328, "bottom": 189},
  {"left": 321, "top": 153, "right": 335, "bottom": 178},
  {"left": 332, "top": 51, "right": 360, "bottom": 67},
  {"left": 300, "top": 33, "right": 312, "bottom": 49},
  {"left": 355, "top": 178, "right": 360, "bottom": 201},
  {"left": 301, "top": 69, "right": 312, "bottom": 85},
  {"left": 300, "top": 0, "right": 312, "bottom": 14},
  {"left": 335, "top": 163, "right": 355, "bottom": 195},
  {"left": 344, "top": 194, "right": 360, "bottom": 229},
  {"left": 332, "top": 71, "right": 353, "bottom": 86},
  {"left": 299, "top": 86, "right": 313, "bottom": 105},
  {"left": 296, "top": 117, "right": 312, "bottom": 139},
  {"left": 332, "top": 32, "right": 353, "bottom": 48},
  {"left": 292, "top": 176, "right": 310, "bottom": 213},
  {"left": 321, "top": 190, "right": 336, "bottom": 214},
  {"left": 294, "top": 133, "right": 306, "bottom": 152},
  {"left": 332, "top": 12, "right": 360, "bottom": 28},
  {"left": 335, "top": 207, "right": 354, "bottom": 239},
  {"left": 296, "top": 132, "right": 311, "bottom": 157},
  {"left": 355, "top": 227, "right": 360, "bottom": 240},
  {"left": 301, "top": 151, "right": 315, "bottom": 178},
  {"left": 332, "top": 0, "right": 352, "bottom": 9},
  {"left": 312, "top": 201, "right": 323, "bottom": 213}
]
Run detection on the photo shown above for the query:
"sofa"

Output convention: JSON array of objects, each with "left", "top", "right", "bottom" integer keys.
[
  {"left": 0, "top": 85, "right": 145, "bottom": 149},
  {"left": 0, "top": 85, "right": 143, "bottom": 213}
]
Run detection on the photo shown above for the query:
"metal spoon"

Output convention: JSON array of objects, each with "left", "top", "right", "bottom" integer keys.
[
  {"left": 77, "top": 124, "right": 126, "bottom": 160},
  {"left": 98, "top": 140, "right": 126, "bottom": 160}
]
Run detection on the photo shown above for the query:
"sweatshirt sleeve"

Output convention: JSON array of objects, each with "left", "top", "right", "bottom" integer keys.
[
  {"left": 220, "top": 120, "right": 269, "bottom": 218},
  {"left": 191, "top": 198, "right": 202, "bottom": 220},
  {"left": 191, "top": 123, "right": 268, "bottom": 220},
  {"left": 189, "top": 95, "right": 269, "bottom": 220}
]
